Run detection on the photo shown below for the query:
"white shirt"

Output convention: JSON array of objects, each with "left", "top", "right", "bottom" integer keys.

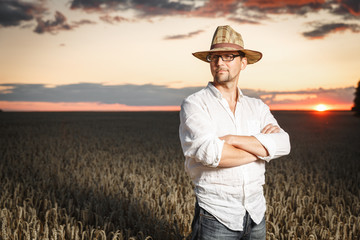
[{"left": 179, "top": 82, "right": 290, "bottom": 231}]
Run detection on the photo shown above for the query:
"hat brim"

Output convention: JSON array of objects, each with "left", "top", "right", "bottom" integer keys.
[{"left": 193, "top": 48, "right": 262, "bottom": 64}]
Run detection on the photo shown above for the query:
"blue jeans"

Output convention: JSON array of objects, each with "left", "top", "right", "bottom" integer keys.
[{"left": 190, "top": 202, "right": 266, "bottom": 240}]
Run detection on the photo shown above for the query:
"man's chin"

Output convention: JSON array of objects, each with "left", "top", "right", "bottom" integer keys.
[{"left": 214, "top": 77, "right": 230, "bottom": 84}]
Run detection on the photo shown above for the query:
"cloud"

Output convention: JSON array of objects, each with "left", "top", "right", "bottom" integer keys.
[
  {"left": 227, "top": 17, "right": 261, "bottom": 25},
  {"left": 240, "top": 0, "right": 356, "bottom": 19},
  {"left": 243, "top": 87, "right": 356, "bottom": 106},
  {"left": 0, "top": 83, "right": 355, "bottom": 108},
  {"left": 72, "top": 19, "right": 97, "bottom": 27},
  {"left": 34, "top": 11, "right": 96, "bottom": 34},
  {"left": 70, "top": 0, "right": 128, "bottom": 11},
  {"left": 2, "top": 0, "right": 359, "bottom": 39},
  {"left": 164, "top": 30, "right": 204, "bottom": 40},
  {"left": 241, "top": 0, "right": 325, "bottom": 15},
  {"left": 67, "top": 0, "right": 360, "bottom": 38},
  {"left": 338, "top": 0, "right": 360, "bottom": 16},
  {"left": 0, "top": 83, "right": 202, "bottom": 106},
  {"left": 0, "top": 0, "right": 45, "bottom": 27},
  {"left": 68, "top": 0, "right": 241, "bottom": 18},
  {"left": 70, "top": 0, "right": 196, "bottom": 15},
  {"left": 34, "top": 11, "right": 71, "bottom": 34},
  {"left": 99, "top": 14, "right": 133, "bottom": 24},
  {"left": 303, "top": 22, "right": 360, "bottom": 39}
]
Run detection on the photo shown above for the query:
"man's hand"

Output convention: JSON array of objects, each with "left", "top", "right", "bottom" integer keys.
[
  {"left": 261, "top": 124, "right": 280, "bottom": 134},
  {"left": 219, "top": 135, "right": 234, "bottom": 145},
  {"left": 219, "top": 124, "right": 280, "bottom": 144}
]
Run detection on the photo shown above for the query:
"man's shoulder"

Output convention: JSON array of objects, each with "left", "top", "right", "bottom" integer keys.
[
  {"left": 241, "top": 95, "right": 268, "bottom": 108},
  {"left": 180, "top": 86, "right": 214, "bottom": 114},
  {"left": 182, "top": 87, "right": 210, "bottom": 104},
  {"left": 242, "top": 94, "right": 263, "bottom": 103}
]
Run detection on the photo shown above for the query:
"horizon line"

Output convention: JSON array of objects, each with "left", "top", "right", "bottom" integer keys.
[{"left": 0, "top": 109, "right": 353, "bottom": 113}]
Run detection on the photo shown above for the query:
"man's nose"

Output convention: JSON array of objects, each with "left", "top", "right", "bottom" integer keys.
[{"left": 215, "top": 56, "right": 224, "bottom": 65}]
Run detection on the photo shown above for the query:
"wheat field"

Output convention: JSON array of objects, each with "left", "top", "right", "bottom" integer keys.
[{"left": 0, "top": 111, "right": 359, "bottom": 239}]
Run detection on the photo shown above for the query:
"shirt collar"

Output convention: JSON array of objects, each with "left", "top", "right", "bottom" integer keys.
[{"left": 207, "top": 82, "right": 244, "bottom": 102}]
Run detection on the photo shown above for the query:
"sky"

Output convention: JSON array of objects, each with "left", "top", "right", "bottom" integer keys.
[{"left": 0, "top": 0, "right": 359, "bottom": 111}]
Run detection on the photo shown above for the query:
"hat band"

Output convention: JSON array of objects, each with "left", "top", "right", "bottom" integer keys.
[{"left": 210, "top": 43, "right": 244, "bottom": 50}]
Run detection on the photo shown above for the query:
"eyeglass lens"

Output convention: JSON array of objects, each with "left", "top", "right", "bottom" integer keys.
[{"left": 208, "top": 54, "right": 234, "bottom": 62}]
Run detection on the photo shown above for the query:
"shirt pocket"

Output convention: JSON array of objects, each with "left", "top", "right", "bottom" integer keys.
[{"left": 247, "top": 120, "right": 261, "bottom": 135}]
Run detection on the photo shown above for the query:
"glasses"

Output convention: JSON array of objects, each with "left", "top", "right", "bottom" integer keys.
[{"left": 206, "top": 54, "right": 242, "bottom": 62}]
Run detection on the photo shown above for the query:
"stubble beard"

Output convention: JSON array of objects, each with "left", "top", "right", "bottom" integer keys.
[{"left": 214, "top": 71, "right": 232, "bottom": 85}]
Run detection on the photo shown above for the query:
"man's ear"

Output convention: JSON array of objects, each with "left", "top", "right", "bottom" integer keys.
[{"left": 241, "top": 57, "right": 247, "bottom": 70}]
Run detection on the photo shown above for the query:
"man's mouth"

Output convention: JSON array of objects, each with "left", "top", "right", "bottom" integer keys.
[{"left": 216, "top": 68, "right": 228, "bottom": 73}]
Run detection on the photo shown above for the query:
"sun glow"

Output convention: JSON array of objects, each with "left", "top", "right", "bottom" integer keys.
[{"left": 315, "top": 104, "right": 329, "bottom": 112}]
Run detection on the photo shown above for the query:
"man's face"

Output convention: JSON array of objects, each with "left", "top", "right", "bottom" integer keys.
[{"left": 209, "top": 51, "right": 247, "bottom": 85}]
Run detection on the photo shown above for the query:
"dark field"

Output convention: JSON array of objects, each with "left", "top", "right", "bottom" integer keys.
[{"left": 0, "top": 111, "right": 359, "bottom": 239}]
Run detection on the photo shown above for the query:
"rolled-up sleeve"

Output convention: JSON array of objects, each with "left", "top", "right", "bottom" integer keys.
[
  {"left": 179, "top": 98, "right": 224, "bottom": 167},
  {"left": 253, "top": 131, "right": 290, "bottom": 162},
  {"left": 252, "top": 101, "right": 291, "bottom": 162}
]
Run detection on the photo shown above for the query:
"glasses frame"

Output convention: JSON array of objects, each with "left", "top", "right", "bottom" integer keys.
[{"left": 206, "top": 53, "right": 242, "bottom": 62}]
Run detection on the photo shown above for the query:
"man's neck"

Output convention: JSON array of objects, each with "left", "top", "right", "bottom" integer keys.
[{"left": 212, "top": 80, "right": 239, "bottom": 103}]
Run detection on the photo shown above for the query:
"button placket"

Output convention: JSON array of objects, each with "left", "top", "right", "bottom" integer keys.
[{"left": 219, "top": 97, "right": 236, "bottom": 124}]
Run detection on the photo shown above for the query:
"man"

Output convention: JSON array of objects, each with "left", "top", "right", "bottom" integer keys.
[{"left": 179, "top": 25, "right": 291, "bottom": 239}]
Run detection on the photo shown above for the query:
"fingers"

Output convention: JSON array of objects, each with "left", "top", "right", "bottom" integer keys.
[
  {"left": 219, "top": 135, "right": 233, "bottom": 145},
  {"left": 261, "top": 124, "right": 281, "bottom": 134}
]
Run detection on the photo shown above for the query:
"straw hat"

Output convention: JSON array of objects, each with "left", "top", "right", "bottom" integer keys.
[{"left": 192, "top": 25, "right": 262, "bottom": 64}]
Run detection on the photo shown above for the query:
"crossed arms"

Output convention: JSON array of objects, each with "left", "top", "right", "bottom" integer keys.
[
  {"left": 179, "top": 99, "right": 291, "bottom": 168},
  {"left": 218, "top": 124, "right": 280, "bottom": 167}
]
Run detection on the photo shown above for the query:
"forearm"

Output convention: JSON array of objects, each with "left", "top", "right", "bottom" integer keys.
[
  {"left": 220, "top": 135, "right": 269, "bottom": 158},
  {"left": 218, "top": 143, "right": 258, "bottom": 167}
]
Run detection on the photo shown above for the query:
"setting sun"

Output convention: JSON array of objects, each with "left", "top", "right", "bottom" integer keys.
[{"left": 315, "top": 104, "right": 329, "bottom": 112}]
